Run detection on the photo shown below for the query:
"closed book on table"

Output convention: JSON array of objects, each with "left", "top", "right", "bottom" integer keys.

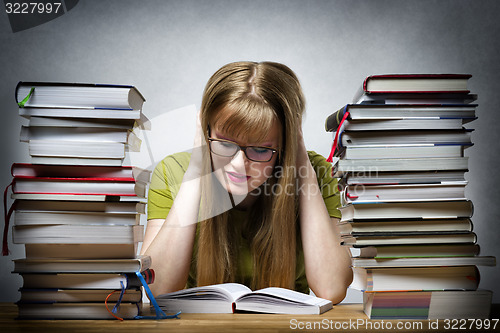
[
  {"left": 341, "top": 232, "right": 477, "bottom": 247},
  {"left": 351, "top": 255, "right": 496, "bottom": 268},
  {"left": 24, "top": 243, "right": 139, "bottom": 259},
  {"left": 17, "top": 302, "right": 141, "bottom": 320},
  {"left": 11, "top": 163, "right": 150, "bottom": 183},
  {"left": 12, "top": 224, "right": 143, "bottom": 244},
  {"left": 18, "top": 288, "right": 142, "bottom": 303},
  {"left": 356, "top": 74, "right": 472, "bottom": 95},
  {"left": 349, "top": 244, "right": 481, "bottom": 259},
  {"left": 339, "top": 201, "right": 474, "bottom": 221},
  {"left": 14, "top": 211, "right": 140, "bottom": 226},
  {"left": 16, "top": 82, "right": 145, "bottom": 110},
  {"left": 13, "top": 255, "right": 151, "bottom": 273},
  {"left": 339, "top": 129, "right": 472, "bottom": 147},
  {"left": 20, "top": 272, "right": 144, "bottom": 289},
  {"left": 350, "top": 266, "right": 479, "bottom": 292},
  {"left": 12, "top": 178, "right": 147, "bottom": 197},
  {"left": 27, "top": 140, "right": 128, "bottom": 159},
  {"left": 363, "top": 290, "right": 492, "bottom": 319},
  {"left": 19, "top": 107, "right": 142, "bottom": 119},
  {"left": 338, "top": 218, "right": 473, "bottom": 235},
  {"left": 333, "top": 157, "right": 469, "bottom": 177},
  {"left": 27, "top": 116, "right": 139, "bottom": 129},
  {"left": 340, "top": 183, "right": 467, "bottom": 204},
  {"left": 325, "top": 104, "right": 476, "bottom": 132},
  {"left": 337, "top": 145, "right": 466, "bottom": 160},
  {"left": 341, "top": 170, "right": 466, "bottom": 185}
]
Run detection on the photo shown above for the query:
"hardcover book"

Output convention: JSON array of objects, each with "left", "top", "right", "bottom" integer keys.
[{"left": 157, "top": 283, "right": 332, "bottom": 315}]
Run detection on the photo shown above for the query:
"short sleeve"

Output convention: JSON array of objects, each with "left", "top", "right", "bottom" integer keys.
[
  {"left": 147, "top": 152, "right": 191, "bottom": 220},
  {"left": 308, "top": 151, "right": 342, "bottom": 219}
]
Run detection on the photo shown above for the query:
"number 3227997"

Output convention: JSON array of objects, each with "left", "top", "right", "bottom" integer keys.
[{"left": 5, "top": 2, "right": 62, "bottom": 14}]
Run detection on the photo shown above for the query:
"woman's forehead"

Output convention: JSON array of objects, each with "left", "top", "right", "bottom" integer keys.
[
  {"left": 210, "top": 106, "right": 282, "bottom": 145},
  {"left": 212, "top": 120, "right": 281, "bottom": 146}
]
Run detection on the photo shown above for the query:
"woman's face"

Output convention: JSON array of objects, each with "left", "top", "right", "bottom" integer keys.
[{"left": 209, "top": 119, "right": 281, "bottom": 197}]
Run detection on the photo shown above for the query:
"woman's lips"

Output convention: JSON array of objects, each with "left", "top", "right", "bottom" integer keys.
[{"left": 226, "top": 171, "right": 250, "bottom": 183}]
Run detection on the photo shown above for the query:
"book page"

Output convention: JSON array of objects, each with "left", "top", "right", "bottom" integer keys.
[
  {"left": 157, "top": 283, "right": 251, "bottom": 302},
  {"left": 211, "top": 283, "right": 253, "bottom": 301},
  {"left": 240, "top": 287, "right": 331, "bottom": 306}
]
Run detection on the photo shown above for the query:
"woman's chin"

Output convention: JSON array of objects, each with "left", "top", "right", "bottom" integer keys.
[{"left": 225, "top": 183, "right": 251, "bottom": 197}]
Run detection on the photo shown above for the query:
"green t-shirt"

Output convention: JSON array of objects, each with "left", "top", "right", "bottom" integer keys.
[{"left": 147, "top": 151, "right": 341, "bottom": 293}]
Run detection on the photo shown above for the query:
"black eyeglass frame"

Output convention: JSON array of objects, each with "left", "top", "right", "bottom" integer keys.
[{"left": 207, "top": 137, "right": 279, "bottom": 163}]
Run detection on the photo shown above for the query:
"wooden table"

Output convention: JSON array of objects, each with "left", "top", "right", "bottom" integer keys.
[{"left": 1, "top": 303, "right": 499, "bottom": 332}]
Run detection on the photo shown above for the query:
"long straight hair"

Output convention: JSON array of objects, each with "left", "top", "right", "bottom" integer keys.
[{"left": 196, "top": 61, "right": 305, "bottom": 290}]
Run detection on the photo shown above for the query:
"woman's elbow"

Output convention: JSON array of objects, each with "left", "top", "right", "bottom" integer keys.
[
  {"left": 313, "top": 271, "right": 353, "bottom": 304},
  {"left": 315, "top": 286, "right": 348, "bottom": 305}
]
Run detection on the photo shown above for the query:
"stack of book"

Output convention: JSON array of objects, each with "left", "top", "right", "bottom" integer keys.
[
  {"left": 325, "top": 74, "right": 496, "bottom": 320},
  {"left": 7, "top": 82, "right": 153, "bottom": 319}
]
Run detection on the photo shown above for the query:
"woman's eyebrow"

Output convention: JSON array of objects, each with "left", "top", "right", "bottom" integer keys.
[
  {"left": 213, "top": 131, "right": 235, "bottom": 142},
  {"left": 213, "top": 130, "right": 275, "bottom": 147}
]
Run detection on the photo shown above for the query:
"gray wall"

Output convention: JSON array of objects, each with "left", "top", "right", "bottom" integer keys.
[{"left": 1, "top": 0, "right": 499, "bottom": 303}]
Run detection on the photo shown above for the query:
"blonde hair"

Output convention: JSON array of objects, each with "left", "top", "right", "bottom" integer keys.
[{"left": 196, "top": 61, "right": 305, "bottom": 290}]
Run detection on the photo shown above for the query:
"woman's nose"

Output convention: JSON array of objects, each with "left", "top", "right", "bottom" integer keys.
[{"left": 230, "top": 149, "right": 249, "bottom": 170}]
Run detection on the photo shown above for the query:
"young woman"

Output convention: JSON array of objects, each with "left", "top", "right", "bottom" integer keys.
[{"left": 141, "top": 61, "right": 352, "bottom": 304}]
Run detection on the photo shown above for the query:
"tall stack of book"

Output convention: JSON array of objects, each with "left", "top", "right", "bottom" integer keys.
[
  {"left": 6, "top": 82, "right": 154, "bottom": 319},
  {"left": 325, "top": 74, "right": 496, "bottom": 320}
]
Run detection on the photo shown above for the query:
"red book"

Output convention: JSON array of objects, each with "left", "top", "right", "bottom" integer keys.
[
  {"left": 11, "top": 163, "right": 150, "bottom": 182},
  {"left": 10, "top": 164, "right": 149, "bottom": 197},
  {"left": 359, "top": 74, "right": 472, "bottom": 94}
]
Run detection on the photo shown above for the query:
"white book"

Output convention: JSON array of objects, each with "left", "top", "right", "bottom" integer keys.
[
  {"left": 11, "top": 164, "right": 151, "bottom": 184},
  {"left": 12, "top": 224, "right": 144, "bottom": 244},
  {"left": 338, "top": 145, "right": 464, "bottom": 160},
  {"left": 338, "top": 218, "right": 473, "bottom": 235},
  {"left": 157, "top": 283, "right": 332, "bottom": 314},
  {"left": 340, "top": 130, "right": 472, "bottom": 147},
  {"left": 28, "top": 140, "right": 127, "bottom": 158},
  {"left": 342, "top": 170, "right": 466, "bottom": 185},
  {"left": 349, "top": 244, "right": 481, "bottom": 259},
  {"left": 333, "top": 157, "right": 468, "bottom": 177},
  {"left": 350, "top": 266, "right": 479, "bottom": 292},
  {"left": 19, "top": 107, "right": 142, "bottom": 119},
  {"left": 28, "top": 116, "right": 137, "bottom": 129},
  {"left": 341, "top": 232, "right": 477, "bottom": 247},
  {"left": 340, "top": 182, "right": 468, "bottom": 204},
  {"left": 21, "top": 126, "right": 141, "bottom": 145},
  {"left": 20, "top": 272, "right": 143, "bottom": 289},
  {"left": 19, "top": 288, "right": 142, "bottom": 303},
  {"left": 14, "top": 199, "right": 146, "bottom": 214},
  {"left": 353, "top": 93, "right": 477, "bottom": 105},
  {"left": 29, "top": 156, "right": 126, "bottom": 166},
  {"left": 16, "top": 82, "right": 145, "bottom": 110},
  {"left": 14, "top": 211, "right": 140, "bottom": 226},
  {"left": 12, "top": 178, "right": 147, "bottom": 197},
  {"left": 343, "top": 118, "right": 468, "bottom": 131},
  {"left": 17, "top": 303, "right": 141, "bottom": 320},
  {"left": 351, "top": 256, "right": 496, "bottom": 268},
  {"left": 11, "top": 193, "right": 146, "bottom": 202},
  {"left": 13, "top": 255, "right": 151, "bottom": 273},
  {"left": 24, "top": 243, "right": 139, "bottom": 259},
  {"left": 339, "top": 201, "right": 474, "bottom": 221}
]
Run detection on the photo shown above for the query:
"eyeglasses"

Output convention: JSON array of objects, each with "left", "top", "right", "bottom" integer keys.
[{"left": 208, "top": 138, "right": 278, "bottom": 162}]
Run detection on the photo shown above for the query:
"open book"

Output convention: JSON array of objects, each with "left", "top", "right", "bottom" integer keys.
[{"left": 156, "top": 283, "right": 332, "bottom": 314}]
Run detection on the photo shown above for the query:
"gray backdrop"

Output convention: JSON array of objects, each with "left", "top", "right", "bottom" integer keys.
[{"left": 1, "top": 0, "right": 499, "bottom": 303}]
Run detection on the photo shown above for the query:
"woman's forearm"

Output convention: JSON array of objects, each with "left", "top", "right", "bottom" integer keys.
[
  {"left": 298, "top": 158, "right": 353, "bottom": 304},
  {"left": 142, "top": 168, "right": 201, "bottom": 296},
  {"left": 142, "top": 112, "right": 206, "bottom": 296}
]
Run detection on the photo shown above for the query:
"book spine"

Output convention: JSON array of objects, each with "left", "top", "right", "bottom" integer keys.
[{"left": 325, "top": 105, "right": 347, "bottom": 132}]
